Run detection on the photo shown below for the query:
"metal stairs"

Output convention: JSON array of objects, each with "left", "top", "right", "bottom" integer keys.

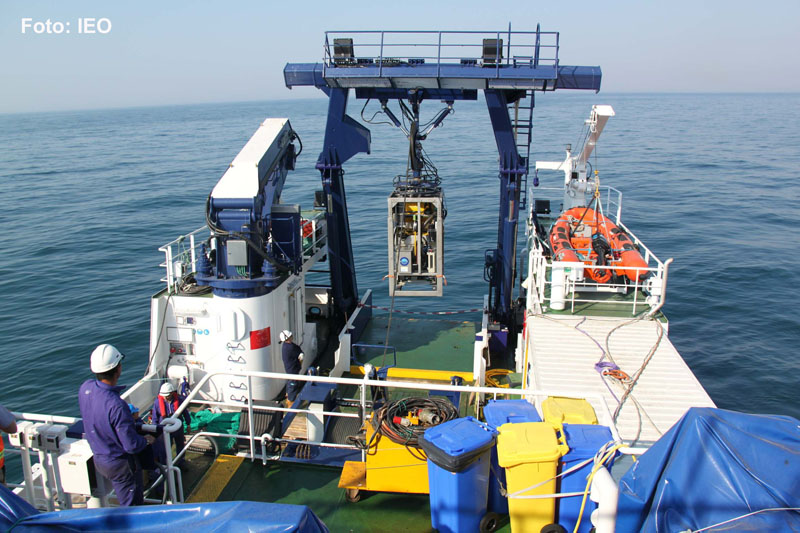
[{"left": 510, "top": 89, "right": 534, "bottom": 210}]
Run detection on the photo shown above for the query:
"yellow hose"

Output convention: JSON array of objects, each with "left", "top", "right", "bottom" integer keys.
[
  {"left": 572, "top": 443, "right": 624, "bottom": 533},
  {"left": 485, "top": 368, "right": 512, "bottom": 388}
]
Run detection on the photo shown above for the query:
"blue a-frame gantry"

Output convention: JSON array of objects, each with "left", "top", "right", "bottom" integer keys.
[{"left": 284, "top": 29, "right": 601, "bottom": 330}]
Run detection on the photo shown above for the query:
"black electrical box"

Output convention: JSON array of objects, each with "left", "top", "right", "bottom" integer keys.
[{"left": 534, "top": 199, "right": 551, "bottom": 215}]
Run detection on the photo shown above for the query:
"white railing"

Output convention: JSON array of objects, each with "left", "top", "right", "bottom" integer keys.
[
  {"left": 529, "top": 185, "right": 623, "bottom": 226},
  {"left": 158, "top": 225, "right": 209, "bottom": 293},
  {"left": 525, "top": 185, "right": 670, "bottom": 316},
  {"left": 7, "top": 369, "right": 643, "bottom": 509},
  {"left": 153, "top": 367, "right": 627, "bottom": 502},
  {"left": 321, "top": 29, "right": 560, "bottom": 74},
  {"left": 301, "top": 213, "right": 328, "bottom": 259},
  {"left": 5, "top": 413, "right": 82, "bottom": 511},
  {"left": 6, "top": 411, "right": 184, "bottom": 508},
  {"left": 159, "top": 214, "right": 328, "bottom": 294},
  {"left": 166, "top": 369, "right": 624, "bottom": 468},
  {"left": 527, "top": 234, "right": 669, "bottom": 316}
]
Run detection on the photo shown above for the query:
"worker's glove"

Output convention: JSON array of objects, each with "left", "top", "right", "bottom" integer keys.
[{"left": 298, "top": 353, "right": 304, "bottom": 363}]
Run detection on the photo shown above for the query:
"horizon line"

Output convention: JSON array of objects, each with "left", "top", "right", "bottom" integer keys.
[{"left": 2, "top": 91, "right": 798, "bottom": 117}]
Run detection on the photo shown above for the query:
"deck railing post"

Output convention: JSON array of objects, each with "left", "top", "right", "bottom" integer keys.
[
  {"left": 379, "top": 32, "right": 384, "bottom": 77},
  {"left": 506, "top": 24, "right": 511, "bottom": 66},
  {"left": 437, "top": 31, "right": 441, "bottom": 77},
  {"left": 323, "top": 33, "right": 330, "bottom": 77},
  {"left": 189, "top": 233, "right": 196, "bottom": 273},
  {"left": 165, "top": 246, "right": 174, "bottom": 292},
  {"left": 36, "top": 449, "right": 55, "bottom": 511},
  {"left": 556, "top": 31, "right": 560, "bottom": 68},
  {"left": 247, "top": 375, "right": 255, "bottom": 461},
  {"left": 164, "top": 429, "right": 176, "bottom": 503},
  {"left": 495, "top": 31, "right": 500, "bottom": 77},
  {"left": 648, "top": 258, "right": 673, "bottom": 317}
]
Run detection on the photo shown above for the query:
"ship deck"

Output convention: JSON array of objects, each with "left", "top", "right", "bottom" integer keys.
[
  {"left": 172, "top": 315, "right": 512, "bottom": 532},
  {"left": 527, "top": 314, "right": 715, "bottom": 446},
  {"left": 352, "top": 315, "right": 477, "bottom": 373},
  {"left": 183, "top": 454, "right": 513, "bottom": 532}
]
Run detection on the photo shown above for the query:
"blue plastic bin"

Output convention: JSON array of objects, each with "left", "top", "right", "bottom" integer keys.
[
  {"left": 483, "top": 400, "right": 541, "bottom": 514},
  {"left": 420, "top": 417, "right": 497, "bottom": 533},
  {"left": 559, "top": 424, "right": 614, "bottom": 533}
]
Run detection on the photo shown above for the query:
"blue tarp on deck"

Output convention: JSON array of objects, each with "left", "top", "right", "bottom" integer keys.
[
  {"left": 0, "top": 484, "right": 328, "bottom": 532},
  {"left": 617, "top": 407, "right": 800, "bottom": 532}
]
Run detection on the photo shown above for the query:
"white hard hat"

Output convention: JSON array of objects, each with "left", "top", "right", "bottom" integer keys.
[
  {"left": 279, "top": 330, "right": 292, "bottom": 342},
  {"left": 159, "top": 382, "right": 176, "bottom": 396},
  {"left": 90, "top": 344, "right": 125, "bottom": 373}
]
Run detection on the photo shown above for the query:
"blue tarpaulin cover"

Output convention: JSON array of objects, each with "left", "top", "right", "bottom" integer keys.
[
  {"left": 617, "top": 407, "right": 800, "bottom": 532},
  {"left": 0, "top": 484, "right": 329, "bottom": 532}
]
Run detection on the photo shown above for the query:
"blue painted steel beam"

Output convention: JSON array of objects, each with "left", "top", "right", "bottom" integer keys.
[
  {"left": 354, "top": 88, "right": 477, "bottom": 101},
  {"left": 284, "top": 63, "right": 326, "bottom": 88},
  {"left": 485, "top": 89, "right": 525, "bottom": 324},
  {"left": 316, "top": 88, "right": 371, "bottom": 319},
  {"left": 554, "top": 65, "right": 603, "bottom": 91},
  {"left": 284, "top": 63, "right": 601, "bottom": 92}
]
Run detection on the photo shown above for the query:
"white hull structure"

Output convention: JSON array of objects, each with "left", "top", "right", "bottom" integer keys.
[{"left": 150, "top": 278, "right": 318, "bottom": 406}]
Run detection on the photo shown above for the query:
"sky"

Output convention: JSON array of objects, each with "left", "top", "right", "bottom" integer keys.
[{"left": 1, "top": 0, "right": 798, "bottom": 113}]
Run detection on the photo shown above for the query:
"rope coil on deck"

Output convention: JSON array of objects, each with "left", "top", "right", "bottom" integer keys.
[{"left": 362, "top": 397, "right": 460, "bottom": 461}]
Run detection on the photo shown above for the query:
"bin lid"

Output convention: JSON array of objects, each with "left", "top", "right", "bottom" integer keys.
[
  {"left": 483, "top": 399, "right": 541, "bottom": 429},
  {"left": 496, "top": 422, "right": 566, "bottom": 468},
  {"left": 562, "top": 424, "right": 614, "bottom": 458},
  {"left": 420, "top": 417, "right": 497, "bottom": 473},
  {"left": 541, "top": 396, "right": 598, "bottom": 425}
]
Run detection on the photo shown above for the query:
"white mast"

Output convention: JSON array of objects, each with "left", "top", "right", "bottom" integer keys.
[{"left": 535, "top": 105, "right": 615, "bottom": 210}]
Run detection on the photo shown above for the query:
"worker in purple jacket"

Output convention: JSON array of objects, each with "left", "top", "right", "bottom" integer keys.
[{"left": 79, "top": 344, "right": 154, "bottom": 506}]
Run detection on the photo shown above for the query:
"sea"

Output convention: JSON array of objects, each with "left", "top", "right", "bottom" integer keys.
[{"left": 1, "top": 93, "right": 799, "bottom": 428}]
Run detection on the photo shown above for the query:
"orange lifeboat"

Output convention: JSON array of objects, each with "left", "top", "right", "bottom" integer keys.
[{"left": 549, "top": 207, "right": 648, "bottom": 283}]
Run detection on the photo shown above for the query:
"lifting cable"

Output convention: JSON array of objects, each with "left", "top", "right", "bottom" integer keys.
[
  {"left": 381, "top": 185, "right": 407, "bottom": 369},
  {"left": 381, "top": 109, "right": 441, "bottom": 365}
]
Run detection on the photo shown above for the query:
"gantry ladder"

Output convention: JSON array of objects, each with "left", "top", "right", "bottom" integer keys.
[{"left": 510, "top": 88, "right": 535, "bottom": 211}]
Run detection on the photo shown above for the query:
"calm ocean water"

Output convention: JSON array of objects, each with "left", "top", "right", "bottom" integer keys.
[{"left": 1, "top": 93, "right": 799, "bottom": 423}]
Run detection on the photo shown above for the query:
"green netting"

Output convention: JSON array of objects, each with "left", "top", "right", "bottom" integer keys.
[{"left": 188, "top": 410, "right": 241, "bottom": 453}]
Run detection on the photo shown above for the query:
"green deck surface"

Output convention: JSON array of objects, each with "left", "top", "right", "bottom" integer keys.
[
  {"left": 212, "top": 459, "right": 511, "bottom": 532},
  {"left": 354, "top": 315, "right": 477, "bottom": 372},
  {"left": 217, "top": 461, "right": 433, "bottom": 532}
]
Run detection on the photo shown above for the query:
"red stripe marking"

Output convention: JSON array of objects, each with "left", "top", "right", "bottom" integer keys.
[{"left": 250, "top": 327, "right": 271, "bottom": 350}]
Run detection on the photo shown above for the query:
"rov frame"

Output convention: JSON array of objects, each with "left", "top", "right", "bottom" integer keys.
[{"left": 387, "top": 190, "right": 444, "bottom": 297}]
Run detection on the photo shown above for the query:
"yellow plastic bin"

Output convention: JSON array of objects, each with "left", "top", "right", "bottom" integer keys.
[
  {"left": 541, "top": 396, "right": 598, "bottom": 425},
  {"left": 496, "top": 422, "right": 568, "bottom": 532}
]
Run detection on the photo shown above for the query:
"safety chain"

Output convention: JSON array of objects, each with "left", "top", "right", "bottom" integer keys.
[{"left": 357, "top": 303, "right": 482, "bottom": 316}]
